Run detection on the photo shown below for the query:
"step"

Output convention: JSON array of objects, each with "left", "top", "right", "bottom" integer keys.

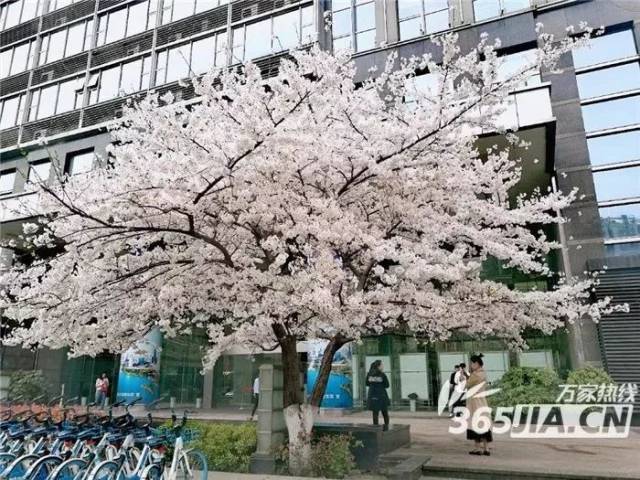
[{"left": 422, "top": 464, "right": 639, "bottom": 480}]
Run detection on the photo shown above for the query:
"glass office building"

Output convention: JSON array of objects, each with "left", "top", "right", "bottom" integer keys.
[{"left": 1, "top": 0, "right": 639, "bottom": 410}]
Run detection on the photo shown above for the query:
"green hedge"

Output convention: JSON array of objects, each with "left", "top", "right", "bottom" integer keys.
[
  {"left": 566, "top": 366, "right": 614, "bottom": 386},
  {"left": 183, "top": 422, "right": 257, "bottom": 473},
  {"left": 489, "top": 367, "right": 561, "bottom": 408}
]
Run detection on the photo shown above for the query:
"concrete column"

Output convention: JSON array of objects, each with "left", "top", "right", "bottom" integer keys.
[
  {"left": 453, "top": 0, "right": 474, "bottom": 27},
  {"left": 378, "top": 0, "right": 398, "bottom": 46},
  {"left": 202, "top": 367, "right": 214, "bottom": 409},
  {"left": 249, "top": 364, "right": 286, "bottom": 474}
]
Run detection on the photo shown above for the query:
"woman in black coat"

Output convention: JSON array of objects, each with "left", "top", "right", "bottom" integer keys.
[{"left": 366, "top": 360, "right": 390, "bottom": 431}]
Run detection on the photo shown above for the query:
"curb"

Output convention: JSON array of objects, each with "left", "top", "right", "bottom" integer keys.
[{"left": 422, "top": 464, "right": 640, "bottom": 480}]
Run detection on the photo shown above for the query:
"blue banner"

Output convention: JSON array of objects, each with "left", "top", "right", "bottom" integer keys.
[
  {"left": 306, "top": 341, "right": 353, "bottom": 408},
  {"left": 116, "top": 329, "right": 162, "bottom": 405}
]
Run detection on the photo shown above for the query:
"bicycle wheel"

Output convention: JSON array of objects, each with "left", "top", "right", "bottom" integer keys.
[
  {"left": 86, "top": 460, "right": 120, "bottom": 480},
  {"left": 22, "top": 455, "right": 64, "bottom": 479},
  {"left": 140, "top": 464, "right": 162, "bottom": 480},
  {"left": 175, "top": 450, "right": 208, "bottom": 480},
  {"left": 49, "top": 458, "right": 88, "bottom": 480}
]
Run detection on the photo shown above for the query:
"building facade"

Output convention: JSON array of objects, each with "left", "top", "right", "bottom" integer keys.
[{"left": 1, "top": 0, "right": 639, "bottom": 409}]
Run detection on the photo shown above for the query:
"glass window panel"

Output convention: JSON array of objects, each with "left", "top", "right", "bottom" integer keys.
[
  {"left": 141, "top": 56, "right": 151, "bottom": 89},
  {"left": 473, "top": 0, "right": 500, "bottom": 21},
  {"left": 273, "top": 10, "right": 300, "bottom": 52},
  {"left": 355, "top": 3, "right": 375, "bottom": 32},
  {"left": 191, "top": 36, "right": 216, "bottom": 74},
  {"left": 0, "top": 96, "right": 20, "bottom": 128},
  {"left": 606, "top": 241, "right": 640, "bottom": 257},
  {"left": 67, "top": 151, "right": 94, "bottom": 175},
  {"left": 46, "top": 29, "right": 67, "bottom": 64},
  {"left": 28, "top": 161, "right": 52, "bottom": 184},
  {"left": 0, "top": 49, "right": 12, "bottom": 78},
  {"left": 172, "top": 0, "right": 193, "bottom": 21},
  {"left": 20, "top": 0, "right": 39, "bottom": 22},
  {"left": 497, "top": 49, "right": 541, "bottom": 86},
  {"left": 582, "top": 96, "right": 640, "bottom": 132},
  {"left": 600, "top": 203, "right": 640, "bottom": 240},
  {"left": 155, "top": 50, "right": 167, "bottom": 84},
  {"left": 576, "top": 63, "right": 640, "bottom": 99},
  {"left": 65, "top": 21, "right": 85, "bottom": 57},
  {"left": 57, "top": 77, "right": 80, "bottom": 113},
  {"left": 503, "top": 0, "right": 529, "bottom": 13},
  {"left": 214, "top": 32, "right": 227, "bottom": 67},
  {"left": 195, "top": 0, "right": 217, "bottom": 13},
  {"left": 97, "top": 14, "right": 107, "bottom": 46},
  {"left": 9, "top": 41, "right": 30, "bottom": 75},
  {"left": 105, "top": 8, "right": 127, "bottom": 44},
  {"left": 593, "top": 166, "right": 640, "bottom": 202},
  {"left": 98, "top": 65, "right": 121, "bottom": 102},
  {"left": 573, "top": 30, "right": 637, "bottom": 69},
  {"left": 332, "top": 8, "right": 351, "bottom": 38},
  {"left": 161, "top": 0, "right": 173, "bottom": 24},
  {"left": 166, "top": 44, "right": 191, "bottom": 82},
  {"left": 588, "top": 130, "right": 640, "bottom": 166},
  {"left": 0, "top": 170, "right": 15, "bottom": 193},
  {"left": 301, "top": 6, "right": 314, "bottom": 44},
  {"left": 412, "top": 73, "right": 441, "bottom": 97},
  {"left": 356, "top": 29, "right": 375, "bottom": 52},
  {"left": 398, "top": 1, "right": 422, "bottom": 20},
  {"left": 127, "top": 1, "right": 149, "bottom": 36},
  {"left": 333, "top": 35, "right": 352, "bottom": 52},
  {"left": 120, "top": 58, "right": 142, "bottom": 93},
  {"left": 231, "top": 26, "right": 244, "bottom": 64},
  {"left": 399, "top": 16, "right": 423, "bottom": 40},
  {"left": 37, "top": 84, "right": 57, "bottom": 119},
  {"left": 5, "top": 1, "right": 22, "bottom": 29},
  {"left": 84, "top": 19, "right": 94, "bottom": 50},
  {"left": 244, "top": 19, "right": 272, "bottom": 60},
  {"left": 28, "top": 90, "right": 40, "bottom": 121},
  {"left": 426, "top": 0, "right": 449, "bottom": 13},
  {"left": 425, "top": 9, "right": 448, "bottom": 33}
]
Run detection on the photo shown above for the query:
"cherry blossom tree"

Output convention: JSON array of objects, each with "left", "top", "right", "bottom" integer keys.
[{"left": 0, "top": 29, "right": 622, "bottom": 470}]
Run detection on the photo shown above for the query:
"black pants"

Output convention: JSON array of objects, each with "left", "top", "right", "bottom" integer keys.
[
  {"left": 251, "top": 394, "right": 259, "bottom": 417},
  {"left": 372, "top": 408, "right": 389, "bottom": 430}
]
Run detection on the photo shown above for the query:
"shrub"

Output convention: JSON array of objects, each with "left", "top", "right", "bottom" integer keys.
[
  {"left": 566, "top": 366, "right": 614, "bottom": 386},
  {"left": 489, "top": 367, "right": 560, "bottom": 408},
  {"left": 7, "top": 370, "right": 49, "bottom": 401},
  {"left": 187, "top": 421, "right": 257, "bottom": 473},
  {"left": 277, "top": 433, "right": 358, "bottom": 478}
]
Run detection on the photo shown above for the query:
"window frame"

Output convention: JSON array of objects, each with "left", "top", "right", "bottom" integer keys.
[
  {"left": 27, "top": 159, "right": 52, "bottom": 184},
  {"left": 65, "top": 149, "right": 96, "bottom": 176},
  {"left": 397, "top": 0, "right": 451, "bottom": 41},
  {"left": 0, "top": 169, "right": 17, "bottom": 195},
  {"left": 331, "top": 0, "right": 377, "bottom": 53}
]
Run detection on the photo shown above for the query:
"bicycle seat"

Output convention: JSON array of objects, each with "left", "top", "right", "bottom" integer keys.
[
  {"left": 146, "top": 436, "right": 166, "bottom": 448},
  {"left": 30, "top": 426, "right": 49, "bottom": 438},
  {"left": 77, "top": 429, "right": 101, "bottom": 440},
  {"left": 107, "top": 433, "right": 124, "bottom": 443},
  {"left": 57, "top": 430, "right": 78, "bottom": 441},
  {"left": 8, "top": 428, "right": 30, "bottom": 440}
]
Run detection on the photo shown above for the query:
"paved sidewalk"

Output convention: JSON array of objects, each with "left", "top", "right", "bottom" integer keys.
[{"left": 147, "top": 408, "right": 640, "bottom": 479}]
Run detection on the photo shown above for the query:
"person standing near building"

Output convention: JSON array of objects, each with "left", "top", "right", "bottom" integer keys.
[
  {"left": 452, "top": 362, "right": 468, "bottom": 416},
  {"left": 466, "top": 354, "right": 492, "bottom": 456},
  {"left": 95, "top": 372, "right": 109, "bottom": 408},
  {"left": 250, "top": 376, "right": 260, "bottom": 420},
  {"left": 366, "top": 360, "right": 390, "bottom": 431},
  {"left": 448, "top": 365, "right": 459, "bottom": 417}
]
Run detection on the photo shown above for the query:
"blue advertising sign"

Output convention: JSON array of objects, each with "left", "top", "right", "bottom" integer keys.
[
  {"left": 116, "top": 329, "right": 162, "bottom": 405},
  {"left": 306, "top": 340, "right": 353, "bottom": 408}
]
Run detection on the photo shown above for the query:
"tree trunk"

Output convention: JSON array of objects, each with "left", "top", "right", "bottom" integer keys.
[
  {"left": 309, "top": 337, "right": 347, "bottom": 407},
  {"left": 273, "top": 324, "right": 312, "bottom": 475}
]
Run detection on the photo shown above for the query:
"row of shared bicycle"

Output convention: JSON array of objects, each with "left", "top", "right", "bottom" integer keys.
[{"left": 0, "top": 395, "right": 208, "bottom": 480}]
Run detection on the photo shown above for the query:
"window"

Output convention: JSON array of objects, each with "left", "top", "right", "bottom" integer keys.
[
  {"left": 0, "top": 40, "right": 35, "bottom": 79},
  {"left": 0, "top": 94, "right": 25, "bottom": 129},
  {"left": 576, "top": 62, "right": 640, "bottom": 99},
  {"left": 47, "top": 0, "right": 80, "bottom": 12},
  {"left": 157, "top": 33, "right": 224, "bottom": 84},
  {"left": 588, "top": 130, "right": 640, "bottom": 167},
  {"left": 97, "top": 1, "right": 154, "bottom": 47},
  {"left": 39, "top": 19, "right": 94, "bottom": 66},
  {"left": 0, "top": 170, "right": 16, "bottom": 194},
  {"left": 231, "top": 7, "right": 313, "bottom": 63},
  {"left": 398, "top": 0, "right": 450, "bottom": 41},
  {"left": 593, "top": 166, "right": 640, "bottom": 202},
  {"left": 600, "top": 203, "right": 640, "bottom": 240},
  {"left": 162, "top": 0, "right": 227, "bottom": 25},
  {"left": 28, "top": 160, "right": 52, "bottom": 184},
  {"left": 66, "top": 150, "right": 95, "bottom": 176},
  {"left": 332, "top": 0, "right": 376, "bottom": 53},
  {"left": 582, "top": 95, "right": 640, "bottom": 133},
  {"left": 497, "top": 49, "right": 541, "bottom": 87},
  {"left": 29, "top": 77, "right": 84, "bottom": 120},
  {"left": 89, "top": 56, "right": 151, "bottom": 104},
  {"left": 605, "top": 241, "right": 640, "bottom": 257},
  {"left": 572, "top": 30, "right": 637, "bottom": 69},
  {"left": 0, "top": 0, "right": 45, "bottom": 31},
  {"left": 473, "top": 0, "right": 530, "bottom": 22}
]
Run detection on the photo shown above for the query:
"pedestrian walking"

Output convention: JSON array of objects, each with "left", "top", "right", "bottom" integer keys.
[
  {"left": 448, "top": 364, "right": 459, "bottom": 417},
  {"left": 250, "top": 376, "right": 260, "bottom": 420},
  {"left": 452, "top": 362, "right": 468, "bottom": 416},
  {"left": 95, "top": 372, "right": 109, "bottom": 408},
  {"left": 467, "top": 354, "right": 493, "bottom": 456},
  {"left": 366, "top": 360, "right": 390, "bottom": 431}
]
